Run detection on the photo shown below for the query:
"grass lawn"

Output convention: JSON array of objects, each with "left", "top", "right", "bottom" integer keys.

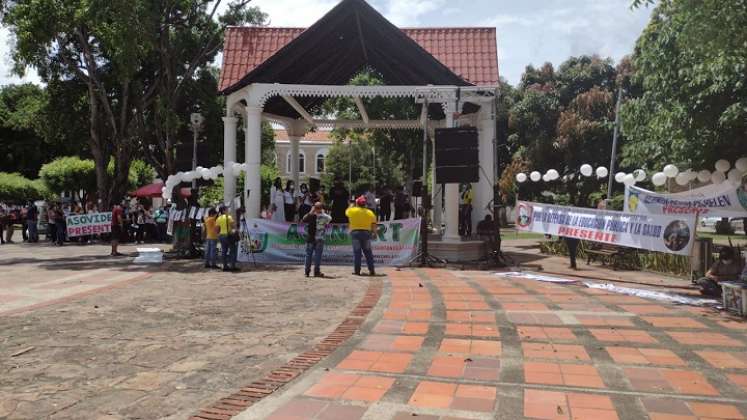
[
  {"left": 502, "top": 230, "right": 547, "bottom": 241},
  {"left": 696, "top": 231, "right": 747, "bottom": 246}
]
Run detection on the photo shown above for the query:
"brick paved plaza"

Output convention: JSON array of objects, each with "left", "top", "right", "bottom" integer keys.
[{"left": 2, "top": 241, "right": 747, "bottom": 419}]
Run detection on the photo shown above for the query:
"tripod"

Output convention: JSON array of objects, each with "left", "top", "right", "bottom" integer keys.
[
  {"left": 408, "top": 186, "right": 446, "bottom": 267},
  {"left": 240, "top": 218, "right": 258, "bottom": 268}
]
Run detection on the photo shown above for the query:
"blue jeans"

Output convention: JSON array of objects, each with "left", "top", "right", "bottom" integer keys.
[
  {"left": 305, "top": 240, "right": 325, "bottom": 275},
  {"left": 205, "top": 239, "right": 218, "bottom": 266},
  {"left": 351, "top": 230, "right": 375, "bottom": 274},
  {"left": 219, "top": 235, "right": 237, "bottom": 268},
  {"left": 27, "top": 221, "right": 38, "bottom": 242}
]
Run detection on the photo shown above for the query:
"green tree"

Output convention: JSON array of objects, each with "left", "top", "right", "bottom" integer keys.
[
  {"left": 3, "top": 0, "right": 266, "bottom": 208},
  {"left": 621, "top": 0, "right": 747, "bottom": 169},
  {"left": 0, "top": 172, "right": 49, "bottom": 203},
  {"left": 39, "top": 157, "right": 97, "bottom": 197}
]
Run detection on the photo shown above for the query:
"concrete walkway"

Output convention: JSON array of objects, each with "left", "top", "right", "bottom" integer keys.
[{"left": 234, "top": 268, "right": 747, "bottom": 420}]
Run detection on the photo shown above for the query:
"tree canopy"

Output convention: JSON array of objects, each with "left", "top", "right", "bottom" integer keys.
[{"left": 621, "top": 0, "right": 747, "bottom": 169}]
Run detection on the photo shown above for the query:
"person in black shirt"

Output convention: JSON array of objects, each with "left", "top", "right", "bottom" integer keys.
[
  {"left": 394, "top": 186, "right": 411, "bottom": 220},
  {"left": 378, "top": 186, "right": 393, "bottom": 221},
  {"left": 26, "top": 202, "right": 38, "bottom": 242},
  {"left": 329, "top": 178, "right": 349, "bottom": 224}
]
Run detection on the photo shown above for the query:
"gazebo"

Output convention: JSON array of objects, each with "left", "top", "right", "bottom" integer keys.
[{"left": 219, "top": 0, "right": 499, "bottom": 258}]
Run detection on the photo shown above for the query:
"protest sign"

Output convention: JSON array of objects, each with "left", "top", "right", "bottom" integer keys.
[
  {"left": 237, "top": 218, "right": 420, "bottom": 266},
  {"left": 624, "top": 180, "right": 747, "bottom": 217},
  {"left": 516, "top": 201, "right": 696, "bottom": 256},
  {"left": 66, "top": 212, "right": 112, "bottom": 237}
]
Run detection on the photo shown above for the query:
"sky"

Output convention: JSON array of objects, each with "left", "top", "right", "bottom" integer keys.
[{"left": 0, "top": 0, "right": 652, "bottom": 87}]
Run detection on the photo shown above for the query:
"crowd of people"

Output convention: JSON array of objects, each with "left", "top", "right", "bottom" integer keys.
[
  {"left": 0, "top": 199, "right": 173, "bottom": 247},
  {"left": 267, "top": 177, "right": 416, "bottom": 225}
]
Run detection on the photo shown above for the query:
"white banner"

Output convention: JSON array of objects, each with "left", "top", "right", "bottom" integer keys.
[
  {"left": 237, "top": 218, "right": 421, "bottom": 266},
  {"left": 624, "top": 181, "right": 747, "bottom": 217},
  {"left": 65, "top": 212, "right": 112, "bottom": 237},
  {"left": 516, "top": 201, "right": 697, "bottom": 256}
]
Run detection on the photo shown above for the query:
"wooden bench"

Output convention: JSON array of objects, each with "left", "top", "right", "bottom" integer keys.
[{"left": 585, "top": 243, "right": 632, "bottom": 270}]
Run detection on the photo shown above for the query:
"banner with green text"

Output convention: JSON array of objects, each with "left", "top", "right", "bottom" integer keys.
[
  {"left": 66, "top": 212, "right": 112, "bottom": 237},
  {"left": 237, "top": 218, "right": 421, "bottom": 266},
  {"left": 516, "top": 201, "right": 696, "bottom": 256}
]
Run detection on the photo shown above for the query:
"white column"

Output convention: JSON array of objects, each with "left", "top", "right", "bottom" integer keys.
[
  {"left": 475, "top": 106, "right": 496, "bottom": 227},
  {"left": 290, "top": 137, "right": 301, "bottom": 188},
  {"left": 443, "top": 101, "right": 460, "bottom": 241},
  {"left": 222, "top": 115, "right": 238, "bottom": 206},
  {"left": 244, "top": 106, "right": 263, "bottom": 218},
  {"left": 431, "top": 128, "right": 442, "bottom": 234}
]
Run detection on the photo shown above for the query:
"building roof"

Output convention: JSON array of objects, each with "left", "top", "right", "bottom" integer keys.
[
  {"left": 274, "top": 129, "right": 335, "bottom": 143},
  {"left": 220, "top": 26, "right": 499, "bottom": 93}
]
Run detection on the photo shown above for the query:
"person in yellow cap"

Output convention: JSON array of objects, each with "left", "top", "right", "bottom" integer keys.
[{"left": 346, "top": 196, "right": 377, "bottom": 276}]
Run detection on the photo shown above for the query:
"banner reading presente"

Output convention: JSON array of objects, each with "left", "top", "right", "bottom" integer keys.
[
  {"left": 237, "top": 218, "right": 420, "bottom": 266},
  {"left": 516, "top": 201, "right": 696, "bottom": 256},
  {"left": 66, "top": 212, "right": 112, "bottom": 237},
  {"left": 624, "top": 179, "right": 747, "bottom": 217}
]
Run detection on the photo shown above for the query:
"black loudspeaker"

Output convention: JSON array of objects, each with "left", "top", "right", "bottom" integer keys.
[
  {"left": 309, "top": 178, "right": 321, "bottom": 192},
  {"left": 412, "top": 180, "right": 423, "bottom": 197},
  {"left": 434, "top": 127, "right": 480, "bottom": 184}
]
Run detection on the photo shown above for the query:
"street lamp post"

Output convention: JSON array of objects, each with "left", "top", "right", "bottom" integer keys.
[{"left": 189, "top": 112, "right": 205, "bottom": 190}]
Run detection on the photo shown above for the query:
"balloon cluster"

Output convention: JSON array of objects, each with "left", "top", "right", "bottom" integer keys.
[
  {"left": 641, "top": 157, "right": 747, "bottom": 188},
  {"left": 161, "top": 162, "right": 246, "bottom": 200},
  {"left": 515, "top": 165, "right": 609, "bottom": 184}
]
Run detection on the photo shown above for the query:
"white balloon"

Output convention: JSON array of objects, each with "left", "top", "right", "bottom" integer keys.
[
  {"left": 614, "top": 172, "right": 626, "bottom": 183},
  {"left": 736, "top": 157, "right": 747, "bottom": 173},
  {"left": 652, "top": 172, "right": 667, "bottom": 187},
  {"left": 547, "top": 169, "right": 559, "bottom": 180},
  {"left": 580, "top": 164, "right": 593, "bottom": 177},
  {"left": 530, "top": 171, "right": 541, "bottom": 182},
  {"left": 697, "top": 170, "right": 711, "bottom": 183},
  {"left": 675, "top": 173, "right": 689, "bottom": 186},
  {"left": 214, "top": 165, "right": 224, "bottom": 174},
  {"left": 542, "top": 174, "right": 550, "bottom": 182},
  {"left": 663, "top": 164, "right": 679, "bottom": 178},
  {"left": 623, "top": 174, "right": 636, "bottom": 186},
  {"left": 634, "top": 169, "right": 647, "bottom": 182},
  {"left": 596, "top": 166, "right": 608, "bottom": 178},
  {"left": 715, "top": 159, "right": 731, "bottom": 173},
  {"left": 727, "top": 168, "right": 743, "bottom": 183},
  {"left": 711, "top": 171, "right": 726, "bottom": 185},
  {"left": 516, "top": 173, "right": 528, "bottom": 183}
]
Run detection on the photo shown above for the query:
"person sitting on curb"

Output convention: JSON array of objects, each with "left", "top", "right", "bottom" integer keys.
[{"left": 696, "top": 247, "right": 745, "bottom": 297}]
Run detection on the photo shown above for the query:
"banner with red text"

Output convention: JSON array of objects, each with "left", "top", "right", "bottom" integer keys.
[
  {"left": 66, "top": 212, "right": 112, "bottom": 237},
  {"left": 516, "top": 202, "right": 696, "bottom": 256}
]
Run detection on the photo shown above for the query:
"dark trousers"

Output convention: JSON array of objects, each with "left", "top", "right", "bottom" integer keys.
[
  {"left": 157, "top": 223, "right": 168, "bottom": 242},
  {"left": 351, "top": 230, "right": 375, "bottom": 275},
  {"left": 47, "top": 223, "right": 56, "bottom": 242},
  {"left": 380, "top": 208, "right": 391, "bottom": 221},
  {"left": 56, "top": 222, "right": 66, "bottom": 245},
  {"left": 284, "top": 204, "right": 295, "bottom": 222},
  {"left": 394, "top": 206, "right": 408, "bottom": 220},
  {"left": 219, "top": 235, "right": 238, "bottom": 269},
  {"left": 21, "top": 221, "right": 28, "bottom": 241},
  {"left": 696, "top": 277, "right": 722, "bottom": 297},
  {"left": 564, "top": 237, "right": 580, "bottom": 268},
  {"left": 304, "top": 240, "right": 324, "bottom": 275},
  {"left": 459, "top": 205, "right": 472, "bottom": 237}
]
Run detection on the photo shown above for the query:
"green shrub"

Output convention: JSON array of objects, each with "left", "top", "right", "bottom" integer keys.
[{"left": 0, "top": 172, "right": 47, "bottom": 202}]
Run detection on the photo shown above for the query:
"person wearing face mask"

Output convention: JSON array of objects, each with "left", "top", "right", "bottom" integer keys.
[{"left": 696, "top": 247, "right": 745, "bottom": 297}]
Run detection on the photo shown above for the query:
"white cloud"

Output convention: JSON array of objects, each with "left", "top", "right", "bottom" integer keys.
[
  {"left": 377, "top": 0, "right": 446, "bottom": 26},
  {"left": 0, "top": 27, "right": 42, "bottom": 86},
  {"left": 249, "top": 0, "right": 338, "bottom": 26}
]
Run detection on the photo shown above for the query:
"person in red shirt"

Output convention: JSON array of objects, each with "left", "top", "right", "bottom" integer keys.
[{"left": 110, "top": 201, "right": 125, "bottom": 256}]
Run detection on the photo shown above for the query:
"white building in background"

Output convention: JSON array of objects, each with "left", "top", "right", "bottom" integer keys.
[{"left": 273, "top": 129, "right": 335, "bottom": 179}]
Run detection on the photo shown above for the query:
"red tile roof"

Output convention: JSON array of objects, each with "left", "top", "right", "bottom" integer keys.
[
  {"left": 220, "top": 26, "right": 499, "bottom": 92},
  {"left": 274, "top": 129, "right": 335, "bottom": 142}
]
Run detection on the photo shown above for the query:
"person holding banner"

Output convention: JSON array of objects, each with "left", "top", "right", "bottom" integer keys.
[
  {"left": 302, "top": 202, "right": 332, "bottom": 277},
  {"left": 346, "top": 196, "right": 377, "bottom": 276},
  {"left": 696, "top": 247, "right": 744, "bottom": 297}
]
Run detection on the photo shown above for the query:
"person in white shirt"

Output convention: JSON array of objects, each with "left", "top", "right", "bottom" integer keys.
[{"left": 270, "top": 177, "right": 285, "bottom": 223}]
